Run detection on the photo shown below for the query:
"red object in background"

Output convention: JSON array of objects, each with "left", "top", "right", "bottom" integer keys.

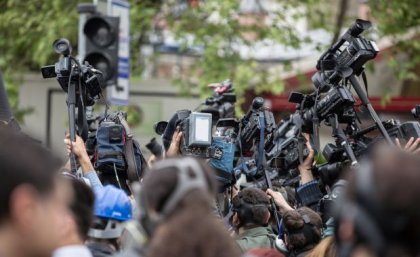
[
  {"left": 189, "top": 0, "right": 199, "bottom": 8},
  {"left": 246, "top": 46, "right": 418, "bottom": 113}
]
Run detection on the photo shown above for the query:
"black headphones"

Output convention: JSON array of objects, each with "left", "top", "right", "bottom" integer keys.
[
  {"left": 139, "top": 158, "right": 210, "bottom": 236},
  {"left": 335, "top": 161, "right": 412, "bottom": 257},
  {"left": 231, "top": 194, "right": 271, "bottom": 228}
]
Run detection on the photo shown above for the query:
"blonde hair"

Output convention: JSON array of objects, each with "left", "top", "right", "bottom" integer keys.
[{"left": 306, "top": 236, "right": 336, "bottom": 257}]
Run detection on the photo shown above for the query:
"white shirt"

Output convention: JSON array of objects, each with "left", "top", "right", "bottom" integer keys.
[{"left": 53, "top": 245, "right": 93, "bottom": 257}]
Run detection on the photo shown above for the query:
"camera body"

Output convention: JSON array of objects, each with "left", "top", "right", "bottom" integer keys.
[
  {"left": 177, "top": 111, "right": 223, "bottom": 159},
  {"left": 303, "top": 86, "right": 355, "bottom": 123},
  {"left": 41, "top": 38, "right": 104, "bottom": 106},
  {"left": 265, "top": 114, "right": 309, "bottom": 172},
  {"left": 386, "top": 121, "right": 420, "bottom": 141},
  {"left": 203, "top": 80, "right": 236, "bottom": 121},
  {"left": 239, "top": 97, "right": 276, "bottom": 156},
  {"left": 313, "top": 19, "right": 379, "bottom": 91}
]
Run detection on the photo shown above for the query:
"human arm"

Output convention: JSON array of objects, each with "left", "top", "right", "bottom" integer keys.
[{"left": 64, "top": 134, "right": 103, "bottom": 189}]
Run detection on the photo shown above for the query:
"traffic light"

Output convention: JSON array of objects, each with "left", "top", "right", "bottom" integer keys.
[{"left": 83, "top": 14, "right": 119, "bottom": 87}]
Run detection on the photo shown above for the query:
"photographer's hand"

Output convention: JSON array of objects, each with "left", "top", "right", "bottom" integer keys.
[
  {"left": 298, "top": 133, "right": 315, "bottom": 184},
  {"left": 266, "top": 189, "right": 293, "bottom": 215},
  {"left": 166, "top": 127, "right": 183, "bottom": 157},
  {"left": 395, "top": 137, "right": 420, "bottom": 154},
  {"left": 64, "top": 134, "right": 94, "bottom": 174}
]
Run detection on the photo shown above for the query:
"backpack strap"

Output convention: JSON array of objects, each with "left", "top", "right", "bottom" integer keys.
[
  {"left": 116, "top": 113, "right": 141, "bottom": 182},
  {"left": 125, "top": 138, "right": 140, "bottom": 181}
]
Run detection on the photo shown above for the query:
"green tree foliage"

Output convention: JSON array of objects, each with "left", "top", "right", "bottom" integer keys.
[
  {"left": 0, "top": 0, "right": 418, "bottom": 118},
  {"left": 0, "top": 0, "right": 83, "bottom": 120},
  {"left": 161, "top": 0, "right": 317, "bottom": 110},
  {"left": 369, "top": 0, "right": 420, "bottom": 82}
]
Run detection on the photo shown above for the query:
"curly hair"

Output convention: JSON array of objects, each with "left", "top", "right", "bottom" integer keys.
[
  {"left": 232, "top": 188, "right": 271, "bottom": 227},
  {"left": 283, "top": 207, "right": 322, "bottom": 251}
]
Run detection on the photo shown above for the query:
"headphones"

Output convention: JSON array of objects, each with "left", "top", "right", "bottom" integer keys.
[
  {"left": 231, "top": 195, "right": 271, "bottom": 228},
  {"left": 139, "top": 158, "right": 209, "bottom": 235},
  {"left": 335, "top": 161, "right": 412, "bottom": 257}
]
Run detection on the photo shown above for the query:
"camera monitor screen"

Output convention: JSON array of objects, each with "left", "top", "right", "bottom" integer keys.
[{"left": 189, "top": 112, "right": 212, "bottom": 146}]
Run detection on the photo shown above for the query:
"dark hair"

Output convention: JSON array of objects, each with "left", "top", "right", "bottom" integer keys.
[
  {"left": 0, "top": 127, "right": 63, "bottom": 223},
  {"left": 343, "top": 147, "right": 420, "bottom": 256},
  {"left": 283, "top": 207, "right": 322, "bottom": 251},
  {"left": 141, "top": 158, "right": 241, "bottom": 257},
  {"left": 64, "top": 177, "right": 95, "bottom": 241},
  {"left": 232, "top": 188, "right": 270, "bottom": 227}
]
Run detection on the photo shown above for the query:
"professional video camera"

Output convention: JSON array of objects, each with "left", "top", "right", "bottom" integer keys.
[
  {"left": 175, "top": 110, "right": 224, "bottom": 159},
  {"left": 312, "top": 19, "right": 379, "bottom": 92},
  {"left": 265, "top": 113, "right": 309, "bottom": 173},
  {"left": 41, "top": 38, "right": 105, "bottom": 173},
  {"left": 203, "top": 79, "right": 236, "bottom": 121},
  {"left": 313, "top": 19, "right": 393, "bottom": 145},
  {"left": 41, "top": 38, "right": 105, "bottom": 107},
  {"left": 239, "top": 97, "right": 276, "bottom": 157}
]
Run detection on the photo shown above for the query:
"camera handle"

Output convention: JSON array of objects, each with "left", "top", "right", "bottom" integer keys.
[
  {"left": 328, "top": 114, "right": 359, "bottom": 166},
  {"left": 256, "top": 115, "right": 282, "bottom": 234},
  {"left": 349, "top": 75, "right": 393, "bottom": 145},
  {"left": 67, "top": 77, "right": 78, "bottom": 174}
]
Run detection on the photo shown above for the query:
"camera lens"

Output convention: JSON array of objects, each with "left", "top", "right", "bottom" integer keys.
[{"left": 53, "top": 38, "right": 72, "bottom": 56}]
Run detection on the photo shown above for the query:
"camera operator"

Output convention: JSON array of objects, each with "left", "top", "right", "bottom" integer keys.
[
  {"left": 138, "top": 157, "right": 241, "bottom": 257},
  {"left": 161, "top": 111, "right": 184, "bottom": 157},
  {"left": 87, "top": 185, "right": 132, "bottom": 257},
  {"left": 267, "top": 190, "right": 323, "bottom": 257},
  {"left": 292, "top": 133, "right": 324, "bottom": 212},
  {"left": 0, "top": 127, "right": 69, "bottom": 257},
  {"left": 64, "top": 134, "right": 103, "bottom": 190},
  {"left": 231, "top": 188, "right": 277, "bottom": 252},
  {"left": 53, "top": 173, "right": 95, "bottom": 257},
  {"left": 335, "top": 146, "right": 420, "bottom": 257}
]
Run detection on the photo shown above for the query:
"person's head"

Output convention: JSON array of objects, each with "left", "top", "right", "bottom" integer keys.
[
  {"left": 89, "top": 185, "right": 132, "bottom": 249},
  {"left": 59, "top": 174, "right": 95, "bottom": 245},
  {"left": 139, "top": 157, "right": 216, "bottom": 236},
  {"left": 0, "top": 127, "right": 67, "bottom": 257},
  {"left": 336, "top": 147, "right": 420, "bottom": 257},
  {"left": 231, "top": 188, "right": 271, "bottom": 230},
  {"left": 139, "top": 157, "right": 241, "bottom": 257},
  {"left": 283, "top": 207, "right": 323, "bottom": 253}
]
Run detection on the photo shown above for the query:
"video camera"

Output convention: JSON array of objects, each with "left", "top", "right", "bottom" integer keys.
[
  {"left": 265, "top": 113, "right": 309, "bottom": 173},
  {"left": 203, "top": 79, "right": 236, "bottom": 121},
  {"left": 239, "top": 97, "right": 276, "bottom": 156},
  {"left": 41, "top": 38, "right": 106, "bottom": 173},
  {"left": 176, "top": 110, "right": 223, "bottom": 159},
  {"left": 41, "top": 38, "right": 105, "bottom": 106},
  {"left": 312, "top": 19, "right": 379, "bottom": 92}
]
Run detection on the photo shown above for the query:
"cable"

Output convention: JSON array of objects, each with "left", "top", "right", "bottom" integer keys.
[{"left": 114, "top": 163, "right": 122, "bottom": 189}]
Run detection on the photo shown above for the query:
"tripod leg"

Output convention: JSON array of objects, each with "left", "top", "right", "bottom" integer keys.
[
  {"left": 67, "top": 82, "right": 78, "bottom": 174},
  {"left": 349, "top": 75, "right": 393, "bottom": 145},
  {"left": 329, "top": 115, "right": 358, "bottom": 166}
]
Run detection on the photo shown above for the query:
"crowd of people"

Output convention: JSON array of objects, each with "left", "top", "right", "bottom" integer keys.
[{"left": 1, "top": 109, "right": 420, "bottom": 257}]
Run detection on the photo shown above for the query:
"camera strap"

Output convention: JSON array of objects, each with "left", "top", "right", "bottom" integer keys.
[
  {"left": 115, "top": 113, "right": 141, "bottom": 182},
  {"left": 257, "top": 114, "right": 265, "bottom": 170}
]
